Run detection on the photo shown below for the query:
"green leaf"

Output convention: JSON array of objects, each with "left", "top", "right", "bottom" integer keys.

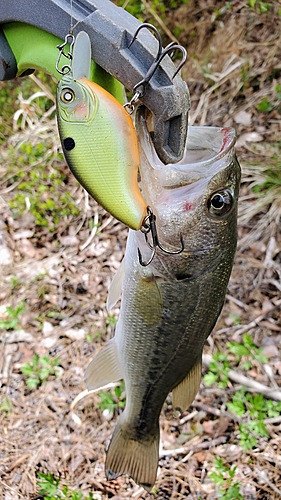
[
  {"left": 227, "top": 400, "right": 246, "bottom": 416},
  {"left": 242, "top": 333, "right": 254, "bottom": 348},
  {"left": 257, "top": 97, "right": 274, "bottom": 113},
  {"left": 224, "top": 484, "right": 243, "bottom": 499},
  {"left": 71, "top": 491, "right": 83, "bottom": 500},
  {"left": 227, "top": 344, "right": 249, "bottom": 357},
  {"left": 203, "top": 372, "right": 218, "bottom": 386},
  {"left": 0, "top": 318, "right": 19, "bottom": 330},
  {"left": 242, "top": 360, "right": 252, "bottom": 370},
  {"left": 40, "top": 367, "right": 51, "bottom": 380},
  {"left": 250, "top": 420, "right": 269, "bottom": 437},
  {"left": 209, "top": 471, "right": 224, "bottom": 485},
  {"left": 254, "top": 352, "right": 268, "bottom": 364},
  {"left": 21, "top": 363, "right": 34, "bottom": 376},
  {"left": 37, "top": 472, "right": 61, "bottom": 496},
  {"left": 26, "top": 377, "right": 40, "bottom": 390}
]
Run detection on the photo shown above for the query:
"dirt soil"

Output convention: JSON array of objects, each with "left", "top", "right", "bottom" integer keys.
[{"left": 0, "top": 1, "right": 281, "bottom": 499}]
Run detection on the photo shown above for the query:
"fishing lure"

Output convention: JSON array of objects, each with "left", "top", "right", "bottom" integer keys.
[{"left": 56, "top": 31, "right": 147, "bottom": 230}]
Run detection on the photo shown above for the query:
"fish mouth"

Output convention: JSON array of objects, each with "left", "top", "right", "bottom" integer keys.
[{"left": 136, "top": 111, "right": 237, "bottom": 190}]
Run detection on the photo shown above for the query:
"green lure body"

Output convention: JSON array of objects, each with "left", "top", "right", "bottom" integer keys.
[{"left": 56, "top": 75, "right": 147, "bottom": 229}]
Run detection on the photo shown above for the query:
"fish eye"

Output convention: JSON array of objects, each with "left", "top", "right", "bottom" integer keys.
[
  {"left": 207, "top": 189, "right": 234, "bottom": 217},
  {"left": 61, "top": 88, "right": 75, "bottom": 103}
]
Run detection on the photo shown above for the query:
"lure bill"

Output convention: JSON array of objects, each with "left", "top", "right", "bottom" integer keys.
[
  {"left": 84, "top": 113, "right": 241, "bottom": 490},
  {"left": 56, "top": 31, "right": 147, "bottom": 230}
]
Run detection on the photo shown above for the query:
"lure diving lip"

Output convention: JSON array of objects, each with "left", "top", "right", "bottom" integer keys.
[{"left": 56, "top": 31, "right": 147, "bottom": 230}]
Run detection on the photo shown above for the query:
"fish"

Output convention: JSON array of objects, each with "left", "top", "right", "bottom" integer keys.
[
  {"left": 56, "top": 31, "right": 147, "bottom": 230},
  {"left": 84, "top": 111, "right": 241, "bottom": 491}
]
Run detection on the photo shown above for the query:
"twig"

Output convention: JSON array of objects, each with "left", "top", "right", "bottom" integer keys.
[
  {"left": 160, "top": 435, "right": 227, "bottom": 458},
  {"left": 256, "top": 469, "right": 281, "bottom": 497},
  {"left": 263, "top": 236, "right": 277, "bottom": 268},
  {"left": 264, "top": 415, "right": 281, "bottom": 425},
  {"left": 6, "top": 453, "right": 31, "bottom": 473},
  {"left": 216, "top": 299, "right": 281, "bottom": 337},
  {"left": 191, "top": 400, "right": 241, "bottom": 423},
  {"left": 203, "top": 355, "right": 281, "bottom": 401},
  {"left": 79, "top": 209, "right": 99, "bottom": 251},
  {"left": 179, "top": 410, "right": 198, "bottom": 425},
  {"left": 225, "top": 294, "right": 249, "bottom": 311},
  {"left": 249, "top": 450, "right": 281, "bottom": 466},
  {"left": 0, "top": 480, "right": 25, "bottom": 498}
]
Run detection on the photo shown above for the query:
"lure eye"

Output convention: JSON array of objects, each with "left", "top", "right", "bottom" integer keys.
[
  {"left": 61, "top": 88, "right": 75, "bottom": 103},
  {"left": 207, "top": 189, "right": 234, "bottom": 218}
]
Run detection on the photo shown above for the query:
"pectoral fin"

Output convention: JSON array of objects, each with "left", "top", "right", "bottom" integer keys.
[
  {"left": 172, "top": 357, "right": 202, "bottom": 415},
  {"left": 84, "top": 339, "right": 123, "bottom": 391},
  {"left": 106, "top": 259, "right": 125, "bottom": 311}
]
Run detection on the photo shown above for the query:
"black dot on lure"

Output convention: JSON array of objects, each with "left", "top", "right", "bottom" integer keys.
[{"left": 63, "top": 137, "right": 75, "bottom": 151}]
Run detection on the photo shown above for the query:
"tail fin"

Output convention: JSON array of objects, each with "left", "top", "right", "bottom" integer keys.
[{"left": 105, "top": 413, "right": 159, "bottom": 492}]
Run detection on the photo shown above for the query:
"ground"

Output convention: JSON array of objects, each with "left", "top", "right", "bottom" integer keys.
[{"left": 0, "top": 1, "right": 281, "bottom": 499}]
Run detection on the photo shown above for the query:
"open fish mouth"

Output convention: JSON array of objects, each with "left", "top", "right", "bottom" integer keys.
[{"left": 136, "top": 110, "right": 237, "bottom": 191}]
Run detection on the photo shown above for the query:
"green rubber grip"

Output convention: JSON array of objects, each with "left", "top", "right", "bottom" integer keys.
[{"left": 2, "top": 22, "right": 124, "bottom": 103}]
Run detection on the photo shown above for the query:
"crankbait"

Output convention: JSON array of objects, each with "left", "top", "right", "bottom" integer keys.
[{"left": 56, "top": 31, "right": 147, "bottom": 230}]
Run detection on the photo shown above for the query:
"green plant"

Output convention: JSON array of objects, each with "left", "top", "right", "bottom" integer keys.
[
  {"left": 251, "top": 160, "right": 281, "bottom": 194},
  {"left": 37, "top": 472, "right": 96, "bottom": 499},
  {"left": 248, "top": 0, "right": 272, "bottom": 13},
  {"left": 213, "top": 2, "right": 234, "bottom": 18},
  {"left": 227, "top": 333, "right": 268, "bottom": 370},
  {"left": 46, "top": 309, "right": 65, "bottom": 320},
  {"left": 227, "top": 390, "right": 281, "bottom": 450},
  {"left": 0, "top": 397, "right": 13, "bottom": 416},
  {"left": 21, "top": 354, "right": 60, "bottom": 390},
  {"left": 0, "top": 301, "right": 26, "bottom": 330},
  {"left": 98, "top": 381, "right": 126, "bottom": 414},
  {"left": 203, "top": 351, "right": 230, "bottom": 388},
  {"left": 203, "top": 334, "right": 267, "bottom": 387},
  {"left": 6, "top": 142, "right": 80, "bottom": 231},
  {"left": 10, "top": 276, "right": 22, "bottom": 290},
  {"left": 256, "top": 97, "right": 274, "bottom": 112},
  {"left": 209, "top": 456, "right": 243, "bottom": 499},
  {"left": 106, "top": 314, "right": 117, "bottom": 327},
  {"left": 203, "top": 335, "right": 279, "bottom": 451}
]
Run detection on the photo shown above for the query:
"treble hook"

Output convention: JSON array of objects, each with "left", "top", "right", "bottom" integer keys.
[
  {"left": 138, "top": 207, "right": 184, "bottom": 267},
  {"left": 128, "top": 23, "right": 187, "bottom": 99},
  {"left": 56, "top": 33, "right": 75, "bottom": 75}
]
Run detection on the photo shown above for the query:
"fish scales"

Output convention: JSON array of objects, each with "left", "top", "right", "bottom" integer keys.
[
  {"left": 115, "top": 231, "right": 232, "bottom": 425},
  {"left": 84, "top": 113, "right": 241, "bottom": 490}
]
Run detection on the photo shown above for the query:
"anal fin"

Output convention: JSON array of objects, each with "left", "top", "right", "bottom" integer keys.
[
  {"left": 172, "top": 357, "right": 202, "bottom": 415},
  {"left": 84, "top": 339, "right": 123, "bottom": 391}
]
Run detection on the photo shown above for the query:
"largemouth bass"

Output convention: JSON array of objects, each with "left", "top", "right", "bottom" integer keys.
[
  {"left": 56, "top": 32, "right": 147, "bottom": 230},
  {"left": 84, "top": 113, "right": 241, "bottom": 490}
]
